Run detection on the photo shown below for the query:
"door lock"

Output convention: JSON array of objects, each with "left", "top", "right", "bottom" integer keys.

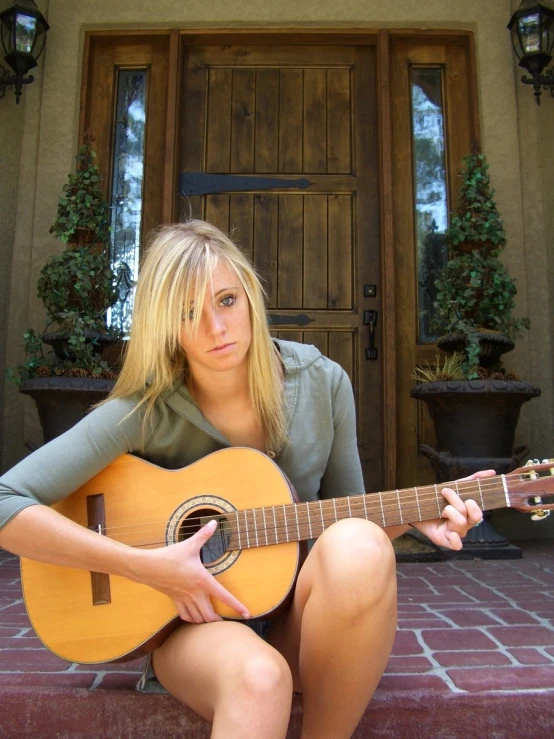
[{"left": 363, "top": 310, "right": 378, "bottom": 360}]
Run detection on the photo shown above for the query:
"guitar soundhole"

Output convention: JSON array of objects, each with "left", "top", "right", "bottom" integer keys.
[{"left": 178, "top": 508, "right": 231, "bottom": 565}]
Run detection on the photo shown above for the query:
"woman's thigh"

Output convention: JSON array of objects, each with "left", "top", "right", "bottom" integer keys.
[
  {"left": 152, "top": 620, "right": 292, "bottom": 721},
  {"left": 267, "top": 518, "right": 397, "bottom": 687}
]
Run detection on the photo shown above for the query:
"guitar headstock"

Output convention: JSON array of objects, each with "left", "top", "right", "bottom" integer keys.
[{"left": 507, "top": 459, "right": 554, "bottom": 520}]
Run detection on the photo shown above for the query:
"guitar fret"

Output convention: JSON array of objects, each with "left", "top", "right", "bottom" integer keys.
[
  {"left": 262, "top": 507, "right": 268, "bottom": 546},
  {"left": 283, "top": 504, "right": 289, "bottom": 542},
  {"left": 319, "top": 499, "right": 325, "bottom": 535},
  {"left": 362, "top": 494, "right": 368, "bottom": 520},
  {"left": 244, "top": 510, "right": 250, "bottom": 548},
  {"left": 434, "top": 484, "right": 441, "bottom": 516},
  {"left": 333, "top": 498, "right": 338, "bottom": 523},
  {"left": 379, "top": 492, "right": 386, "bottom": 526},
  {"left": 235, "top": 512, "right": 241, "bottom": 549},
  {"left": 306, "top": 502, "right": 313, "bottom": 538},
  {"left": 396, "top": 489, "right": 403, "bottom": 524},
  {"left": 272, "top": 506, "right": 278, "bottom": 546},
  {"left": 500, "top": 475, "right": 510, "bottom": 507},
  {"left": 347, "top": 496, "right": 352, "bottom": 517},
  {"left": 254, "top": 509, "right": 259, "bottom": 548},
  {"left": 414, "top": 486, "right": 421, "bottom": 521},
  {"left": 294, "top": 505, "right": 300, "bottom": 541},
  {"left": 477, "top": 478, "right": 486, "bottom": 509}
]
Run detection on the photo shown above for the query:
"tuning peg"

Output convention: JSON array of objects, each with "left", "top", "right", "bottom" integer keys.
[
  {"left": 541, "top": 458, "right": 554, "bottom": 475},
  {"left": 524, "top": 459, "right": 540, "bottom": 480},
  {"left": 531, "top": 506, "right": 550, "bottom": 521}
]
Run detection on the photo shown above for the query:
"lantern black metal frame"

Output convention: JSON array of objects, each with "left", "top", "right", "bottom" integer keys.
[
  {"left": 508, "top": 0, "right": 554, "bottom": 104},
  {"left": 0, "top": 0, "right": 49, "bottom": 104}
]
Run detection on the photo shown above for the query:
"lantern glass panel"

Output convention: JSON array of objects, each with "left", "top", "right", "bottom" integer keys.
[
  {"left": 519, "top": 13, "right": 542, "bottom": 53},
  {"left": 14, "top": 11, "right": 37, "bottom": 54}
]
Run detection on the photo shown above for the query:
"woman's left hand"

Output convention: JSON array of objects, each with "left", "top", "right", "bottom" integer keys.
[{"left": 410, "top": 470, "right": 495, "bottom": 550}]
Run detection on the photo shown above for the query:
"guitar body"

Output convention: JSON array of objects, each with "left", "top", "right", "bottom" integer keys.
[{"left": 20, "top": 449, "right": 300, "bottom": 664}]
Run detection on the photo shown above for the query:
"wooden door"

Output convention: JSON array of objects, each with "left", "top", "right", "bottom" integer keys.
[
  {"left": 390, "top": 35, "right": 480, "bottom": 487},
  {"left": 178, "top": 43, "right": 382, "bottom": 491}
]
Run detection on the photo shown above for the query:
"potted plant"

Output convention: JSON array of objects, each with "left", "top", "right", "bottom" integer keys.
[
  {"left": 8, "top": 134, "right": 123, "bottom": 442},
  {"left": 411, "top": 151, "right": 540, "bottom": 482}
]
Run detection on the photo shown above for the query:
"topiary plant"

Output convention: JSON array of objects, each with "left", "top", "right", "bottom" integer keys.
[
  {"left": 49, "top": 133, "right": 110, "bottom": 248},
  {"left": 8, "top": 133, "right": 121, "bottom": 384},
  {"left": 431, "top": 151, "right": 529, "bottom": 379}
]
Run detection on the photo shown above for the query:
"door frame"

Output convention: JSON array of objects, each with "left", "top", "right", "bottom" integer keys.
[{"left": 79, "top": 27, "right": 480, "bottom": 490}]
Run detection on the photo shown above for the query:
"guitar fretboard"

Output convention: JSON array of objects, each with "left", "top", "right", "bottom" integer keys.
[{"left": 226, "top": 478, "right": 510, "bottom": 550}]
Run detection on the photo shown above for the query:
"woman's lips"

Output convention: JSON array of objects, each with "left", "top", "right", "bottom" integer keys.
[{"left": 210, "top": 342, "right": 234, "bottom": 353}]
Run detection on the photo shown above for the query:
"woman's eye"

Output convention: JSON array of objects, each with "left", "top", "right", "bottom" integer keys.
[
  {"left": 220, "top": 294, "right": 235, "bottom": 307},
  {"left": 182, "top": 308, "right": 194, "bottom": 321}
]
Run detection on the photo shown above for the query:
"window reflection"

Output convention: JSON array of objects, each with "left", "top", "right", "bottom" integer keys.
[
  {"left": 410, "top": 67, "right": 449, "bottom": 343},
  {"left": 108, "top": 68, "right": 147, "bottom": 334}
]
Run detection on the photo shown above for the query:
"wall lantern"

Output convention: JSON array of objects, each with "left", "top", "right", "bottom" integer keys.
[
  {"left": 0, "top": 0, "right": 49, "bottom": 104},
  {"left": 508, "top": 0, "right": 554, "bottom": 104}
]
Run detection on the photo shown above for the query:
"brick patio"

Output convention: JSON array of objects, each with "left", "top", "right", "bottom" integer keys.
[{"left": 1, "top": 543, "right": 554, "bottom": 738}]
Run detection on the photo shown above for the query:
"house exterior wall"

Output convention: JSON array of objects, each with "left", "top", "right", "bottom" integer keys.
[{"left": 1, "top": 2, "right": 552, "bottom": 520}]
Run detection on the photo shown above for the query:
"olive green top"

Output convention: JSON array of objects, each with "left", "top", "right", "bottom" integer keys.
[{"left": 0, "top": 340, "right": 365, "bottom": 530}]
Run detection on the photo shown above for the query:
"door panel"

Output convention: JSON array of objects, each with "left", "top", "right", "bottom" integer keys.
[
  {"left": 179, "top": 44, "right": 382, "bottom": 491},
  {"left": 390, "top": 36, "right": 480, "bottom": 487}
]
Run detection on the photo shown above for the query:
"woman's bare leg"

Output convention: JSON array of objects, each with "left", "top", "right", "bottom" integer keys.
[
  {"left": 153, "top": 621, "right": 293, "bottom": 739},
  {"left": 268, "top": 518, "right": 397, "bottom": 739}
]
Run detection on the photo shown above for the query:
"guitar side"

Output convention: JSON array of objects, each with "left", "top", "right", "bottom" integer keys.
[{"left": 20, "top": 449, "right": 300, "bottom": 664}]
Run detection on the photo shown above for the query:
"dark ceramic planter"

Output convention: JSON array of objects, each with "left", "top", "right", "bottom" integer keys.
[
  {"left": 411, "top": 379, "right": 541, "bottom": 458},
  {"left": 42, "top": 330, "right": 119, "bottom": 362},
  {"left": 436, "top": 332, "right": 515, "bottom": 368},
  {"left": 20, "top": 376, "right": 116, "bottom": 443}
]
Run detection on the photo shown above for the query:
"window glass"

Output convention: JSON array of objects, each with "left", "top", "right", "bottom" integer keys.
[
  {"left": 108, "top": 68, "right": 148, "bottom": 333},
  {"left": 410, "top": 66, "right": 449, "bottom": 343}
]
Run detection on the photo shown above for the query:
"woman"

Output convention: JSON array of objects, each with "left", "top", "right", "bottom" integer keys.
[{"left": 0, "top": 220, "right": 488, "bottom": 738}]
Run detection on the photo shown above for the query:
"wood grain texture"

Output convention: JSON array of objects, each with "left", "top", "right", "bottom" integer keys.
[{"left": 21, "top": 450, "right": 299, "bottom": 664}]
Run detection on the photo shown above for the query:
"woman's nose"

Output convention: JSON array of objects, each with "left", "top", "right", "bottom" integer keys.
[{"left": 205, "top": 308, "right": 225, "bottom": 335}]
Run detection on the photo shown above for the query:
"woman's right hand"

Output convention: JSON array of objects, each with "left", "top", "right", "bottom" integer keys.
[{"left": 131, "top": 520, "right": 251, "bottom": 624}]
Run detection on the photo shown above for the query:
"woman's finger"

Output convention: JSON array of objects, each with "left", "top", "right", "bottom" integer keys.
[
  {"left": 444, "top": 529, "right": 463, "bottom": 551},
  {"left": 441, "top": 487, "right": 469, "bottom": 517},
  {"left": 207, "top": 577, "right": 251, "bottom": 619},
  {"left": 195, "top": 595, "right": 223, "bottom": 623},
  {"left": 465, "top": 499, "right": 483, "bottom": 526},
  {"left": 458, "top": 469, "right": 496, "bottom": 482},
  {"left": 441, "top": 502, "right": 467, "bottom": 529},
  {"left": 176, "top": 602, "right": 193, "bottom": 622}
]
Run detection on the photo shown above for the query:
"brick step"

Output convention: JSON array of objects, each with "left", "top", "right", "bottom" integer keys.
[{"left": 2, "top": 686, "right": 554, "bottom": 738}]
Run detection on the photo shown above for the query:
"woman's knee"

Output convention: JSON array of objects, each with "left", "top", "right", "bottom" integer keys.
[
  {"left": 312, "top": 519, "right": 396, "bottom": 611},
  {"left": 233, "top": 648, "right": 293, "bottom": 702}
]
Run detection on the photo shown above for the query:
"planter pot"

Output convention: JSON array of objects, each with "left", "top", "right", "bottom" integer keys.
[
  {"left": 410, "top": 379, "right": 541, "bottom": 458},
  {"left": 42, "top": 330, "right": 119, "bottom": 363},
  {"left": 436, "top": 332, "right": 515, "bottom": 368},
  {"left": 20, "top": 376, "right": 116, "bottom": 443}
]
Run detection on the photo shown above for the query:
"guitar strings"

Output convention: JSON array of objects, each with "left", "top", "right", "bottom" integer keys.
[
  {"left": 96, "top": 476, "right": 530, "bottom": 546},
  {"left": 96, "top": 474, "right": 539, "bottom": 541},
  {"left": 99, "top": 483, "right": 510, "bottom": 540}
]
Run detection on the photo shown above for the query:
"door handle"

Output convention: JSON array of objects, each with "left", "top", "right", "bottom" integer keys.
[{"left": 363, "top": 310, "right": 378, "bottom": 360}]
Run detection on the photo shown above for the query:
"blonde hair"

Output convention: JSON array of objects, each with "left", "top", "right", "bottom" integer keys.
[{"left": 110, "top": 220, "right": 287, "bottom": 450}]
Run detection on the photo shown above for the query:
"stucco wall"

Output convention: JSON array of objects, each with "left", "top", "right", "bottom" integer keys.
[{"left": 2, "top": 1, "right": 552, "bottom": 493}]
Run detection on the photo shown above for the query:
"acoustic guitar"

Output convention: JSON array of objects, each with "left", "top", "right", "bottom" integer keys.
[{"left": 20, "top": 448, "right": 554, "bottom": 664}]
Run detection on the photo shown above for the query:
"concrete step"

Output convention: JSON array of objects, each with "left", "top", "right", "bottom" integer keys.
[{"left": 2, "top": 543, "right": 554, "bottom": 737}]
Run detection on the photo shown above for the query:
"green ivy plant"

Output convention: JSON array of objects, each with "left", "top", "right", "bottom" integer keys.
[
  {"left": 37, "top": 249, "right": 119, "bottom": 331},
  {"left": 8, "top": 134, "right": 121, "bottom": 384},
  {"left": 49, "top": 135, "right": 110, "bottom": 248},
  {"left": 431, "top": 152, "right": 529, "bottom": 379}
]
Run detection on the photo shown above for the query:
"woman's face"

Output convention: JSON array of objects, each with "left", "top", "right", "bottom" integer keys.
[{"left": 179, "top": 262, "right": 252, "bottom": 378}]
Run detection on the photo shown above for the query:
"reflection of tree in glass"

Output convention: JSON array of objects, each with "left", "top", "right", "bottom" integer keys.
[
  {"left": 418, "top": 221, "right": 447, "bottom": 339},
  {"left": 411, "top": 71, "right": 449, "bottom": 342},
  {"left": 109, "top": 70, "right": 147, "bottom": 333}
]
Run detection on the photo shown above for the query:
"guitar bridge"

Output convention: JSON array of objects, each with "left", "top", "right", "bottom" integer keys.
[{"left": 87, "top": 494, "right": 112, "bottom": 605}]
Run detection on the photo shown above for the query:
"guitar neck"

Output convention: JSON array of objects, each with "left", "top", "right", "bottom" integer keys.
[{"left": 228, "top": 476, "right": 509, "bottom": 550}]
